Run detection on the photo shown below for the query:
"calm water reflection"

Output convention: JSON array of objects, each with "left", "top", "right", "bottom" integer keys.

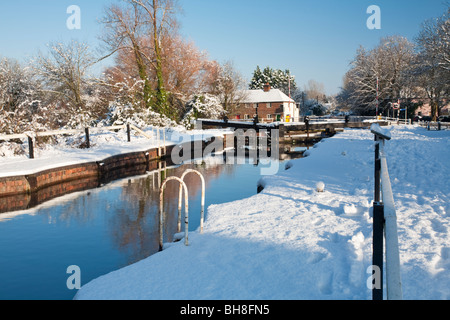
[{"left": 0, "top": 152, "right": 305, "bottom": 300}]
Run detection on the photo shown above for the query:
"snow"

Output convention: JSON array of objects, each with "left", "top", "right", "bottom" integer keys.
[
  {"left": 74, "top": 125, "right": 450, "bottom": 300},
  {"left": 370, "top": 123, "right": 392, "bottom": 140},
  {"left": 240, "top": 88, "right": 295, "bottom": 104}
]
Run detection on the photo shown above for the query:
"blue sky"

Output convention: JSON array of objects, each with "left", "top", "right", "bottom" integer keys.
[{"left": 0, "top": 0, "right": 447, "bottom": 94}]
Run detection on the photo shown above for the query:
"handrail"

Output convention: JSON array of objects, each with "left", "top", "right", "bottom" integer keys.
[
  {"left": 379, "top": 150, "right": 403, "bottom": 300},
  {"left": 0, "top": 123, "right": 157, "bottom": 141},
  {"left": 179, "top": 169, "right": 206, "bottom": 234},
  {"left": 419, "top": 121, "right": 450, "bottom": 131},
  {"left": 0, "top": 125, "right": 127, "bottom": 141},
  {"left": 129, "top": 124, "right": 152, "bottom": 140},
  {"left": 371, "top": 124, "right": 403, "bottom": 300},
  {"left": 159, "top": 176, "right": 189, "bottom": 251}
]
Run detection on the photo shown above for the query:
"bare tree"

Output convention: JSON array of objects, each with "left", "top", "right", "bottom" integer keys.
[
  {"left": 163, "top": 36, "right": 214, "bottom": 97},
  {"left": 209, "top": 61, "right": 246, "bottom": 115},
  {"left": 101, "top": 0, "right": 179, "bottom": 117},
  {"left": 101, "top": 2, "right": 153, "bottom": 110},
  {"left": 416, "top": 7, "right": 450, "bottom": 72},
  {"left": 413, "top": 7, "right": 450, "bottom": 120},
  {"left": 33, "top": 40, "right": 100, "bottom": 128},
  {"left": 305, "top": 79, "right": 326, "bottom": 102},
  {"left": 34, "top": 41, "right": 95, "bottom": 107},
  {"left": 341, "top": 36, "right": 415, "bottom": 115}
]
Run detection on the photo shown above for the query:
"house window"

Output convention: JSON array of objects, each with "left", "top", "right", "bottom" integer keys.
[
  {"left": 267, "top": 114, "right": 272, "bottom": 119},
  {"left": 267, "top": 103, "right": 271, "bottom": 108},
  {"left": 244, "top": 114, "right": 249, "bottom": 120}
]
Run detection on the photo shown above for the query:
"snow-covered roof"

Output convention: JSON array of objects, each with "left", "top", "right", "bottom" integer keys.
[{"left": 240, "top": 89, "right": 295, "bottom": 104}]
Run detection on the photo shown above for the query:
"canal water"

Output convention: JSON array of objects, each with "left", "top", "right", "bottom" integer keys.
[{"left": 0, "top": 145, "right": 310, "bottom": 300}]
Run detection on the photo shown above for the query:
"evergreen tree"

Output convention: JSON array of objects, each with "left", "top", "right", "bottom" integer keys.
[
  {"left": 249, "top": 66, "right": 264, "bottom": 90},
  {"left": 249, "top": 66, "right": 297, "bottom": 96}
]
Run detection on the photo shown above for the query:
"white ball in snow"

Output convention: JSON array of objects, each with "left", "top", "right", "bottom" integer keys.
[{"left": 316, "top": 182, "right": 325, "bottom": 193}]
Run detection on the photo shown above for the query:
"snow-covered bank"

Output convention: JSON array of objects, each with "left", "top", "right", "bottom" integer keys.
[
  {"left": 0, "top": 128, "right": 225, "bottom": 178},
  {"left": 75, "top": 125, "right": 449, "bottom": 300}
]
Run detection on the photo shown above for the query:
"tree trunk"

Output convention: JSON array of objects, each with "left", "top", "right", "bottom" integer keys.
[
  {"left": 431, "top": 100, "right": 438, "bottom": 122},
  {"left": 133, "top": 46, "right": 152, "bottom": 110},
  {"left": 152, "top": 0, "right": 168, "bottom": 116}
]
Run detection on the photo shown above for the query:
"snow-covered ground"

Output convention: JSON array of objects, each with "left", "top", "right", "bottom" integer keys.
[{"left": 73, "top": 125, "right": 449, "bottom": 300}]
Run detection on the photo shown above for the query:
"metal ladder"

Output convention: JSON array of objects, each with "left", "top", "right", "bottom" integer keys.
[{"left": 159, "top": 169, "right": 206, "bottom": 251}]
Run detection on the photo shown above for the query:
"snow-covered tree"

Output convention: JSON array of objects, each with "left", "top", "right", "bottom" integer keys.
[
  {"left": 101, "top": 101, "right": 178, "bottom": 128},
  {"left": 412, "top": 7, "right": 450, "bottom": 120},
  {"left": 181, "top": 94, "right": 225, "bottom": 128},
  {"left": 0, "top": 57, "right": 45, "bottom": 134},
  {"left": 415, "top": 6, "right": 450, "bottom": 72},
  {"left": 339, "top": 36, "right": 415, "bottom": 115}
]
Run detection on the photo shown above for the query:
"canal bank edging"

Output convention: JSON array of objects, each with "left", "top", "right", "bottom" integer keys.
[
  {"left": 0, "top": 134, "right": 229, "bottom": 199},
  {"left": 0, "top": 147, "right": 163, "bottom": 198}
]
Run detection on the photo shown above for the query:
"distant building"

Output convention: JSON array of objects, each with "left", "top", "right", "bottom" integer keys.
[
  {"left": 230, "top": 83, "right": 299, "bottom": 123},
  {"left": 415, "top": 100, "right": 450, "bottom": 117}
]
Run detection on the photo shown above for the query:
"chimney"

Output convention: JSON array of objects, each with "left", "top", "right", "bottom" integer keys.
[{"left": 263, "top": 83, "right": 271, "bottom": 92}]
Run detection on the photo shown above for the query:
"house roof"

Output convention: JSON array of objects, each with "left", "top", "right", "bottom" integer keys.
[{"left": 240, "top": 89, "right": 295, "bottom": 104}]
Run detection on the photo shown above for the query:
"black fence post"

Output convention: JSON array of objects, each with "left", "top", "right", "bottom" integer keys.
[
  {"left": 127, "top": 124, "right": 131, "bottom": 142},
  {"left": 304, "top": 116, "right": 310, "bottom": 139},
  {"left": 28, "top": 136, "right": 34, "bottom": 159},
  {"left": 85, "top": 128, "right": 90, "bottom": 149},
  {"left": 372, "top": 202, "right": 385, "bottom": 300}
]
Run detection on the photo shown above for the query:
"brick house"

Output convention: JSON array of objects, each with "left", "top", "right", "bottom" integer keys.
[
  {"left": 415, "top": 100, "right": 450, "bottom": 117},
  {"left": 231, "top": 84, "right": 299, "bottom": 123}
]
